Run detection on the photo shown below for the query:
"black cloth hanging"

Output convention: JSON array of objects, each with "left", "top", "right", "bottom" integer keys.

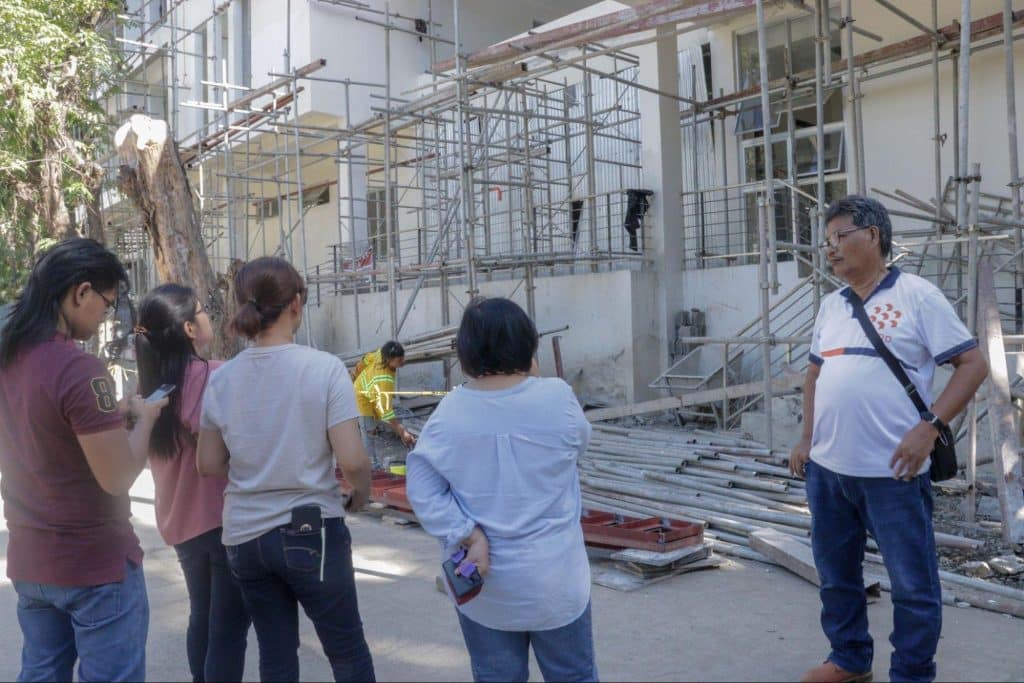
[
  {"left": 624, "top": 189, "right": 653, "bottom": 251},
  {"left": 570, "top": 199, "right": 585, "bottom": 247}
]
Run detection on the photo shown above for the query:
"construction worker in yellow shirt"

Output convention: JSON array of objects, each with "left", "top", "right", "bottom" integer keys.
[{"left": 352, "top": 340, "right": 416, "bottom": 469}]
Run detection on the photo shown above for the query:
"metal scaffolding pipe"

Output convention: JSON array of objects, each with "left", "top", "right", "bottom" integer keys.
[
  {"left": 956, "top": 0, "right": 972, "bottom": 235},
  {"left": 1006, "top": 0, "right": 1024, "bottom": 331},
  {"left": 966, "top": 164, "right": 981, "bottom": 521},
  {"left": 755, "top": 0, "right": 778, "bottom": 295}
]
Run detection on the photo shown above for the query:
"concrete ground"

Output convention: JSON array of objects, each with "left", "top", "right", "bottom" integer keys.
[{"left": 0, "top": 472, "right": 1022, "bottom": 682}]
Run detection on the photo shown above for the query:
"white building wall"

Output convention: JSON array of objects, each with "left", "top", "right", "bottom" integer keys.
[{"left": 303, "top": 269, "right": 646, "bottom": 405}]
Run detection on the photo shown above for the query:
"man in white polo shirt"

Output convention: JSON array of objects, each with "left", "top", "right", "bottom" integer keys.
[{"left": 789, "top": 196, "right": 988, "bottom": 683}]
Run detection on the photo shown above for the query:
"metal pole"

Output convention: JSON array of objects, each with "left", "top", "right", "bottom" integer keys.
[
  {"left": 931, "top": 0, "right": 944, "bottom": 267},
  {"left": 170, "top": 2, "right": 179, "bottom": 135},
  {"left": 956, "top": 0, "right": 972, "bottom": 237},
  {"left": 758, "top": 197, "right": 774, "bottom": 450},
  {"left": 966, "top": 163, "right": 981, "bottom": 522},
  {"left": 756, "top": 0, "right": 779, "bottom": 294},
  {"left": 1004, "top": 0, "right": 1023, "bottom": 331},
  {"left": 343, "top": 84, "right": 361, "bottom": 347},
  {"left": 285, "top": 0, "right": 291, "bottom": 73},
  {"left": 385, "top": 3, "right": 398, "bottom": 337},
  {"left": 454, "top": 0, "right": 478, "bottom": 297},
  {"left": 814, "top": 1, "right": 827, "bottom": 308},
  {"left": 521, "top": 89, "right": 537, "bottom": 320},
  {"left": 844, "top": 0, "right": 859, "bottom": 194},
  {"left": 691, "top": 64, "right": 706, "bottom": 269},
  {"left": 582, "top": 64, "right": 599, "bottom": 271},
  {"left": 288, "top": 66, "right": 313, "bottom": 346}
]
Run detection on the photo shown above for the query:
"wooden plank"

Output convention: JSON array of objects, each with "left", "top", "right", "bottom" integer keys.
[
  {"left": 977, "top": 261, "right": 1024, "bottom": 543},
  {"left": 584, "top": 372, "right": 802, "bottom": 422},
  {"left": 591, "top": 555, "right": 725, "bottom": 591},
  {"left": 610, "top": 543, "right": 711, "bottom": 567},
  {"left": 750, "top": 528, "right": 820, "bottom": 586},
  {"left": 750, "top": 528, "right": 883, "bottom": 594}
]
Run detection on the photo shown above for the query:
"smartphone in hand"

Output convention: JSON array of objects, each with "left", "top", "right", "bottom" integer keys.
[{"left": 146, "top": 384, "right": 176, "bottom": 403}]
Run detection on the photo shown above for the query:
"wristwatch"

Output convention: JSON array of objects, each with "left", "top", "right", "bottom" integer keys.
[{"left": 920, "top": 410, "right": 947, "bottom": 431}]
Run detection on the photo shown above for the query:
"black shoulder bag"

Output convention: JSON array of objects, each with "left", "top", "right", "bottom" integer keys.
[{"left": 848, "top": 296, "right": 958, "bottom": 482}]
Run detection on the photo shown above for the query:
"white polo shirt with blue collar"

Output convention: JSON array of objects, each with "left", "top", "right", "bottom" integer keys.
[{"left": 808, "top": 267, "right": 977, "bottom": 477}]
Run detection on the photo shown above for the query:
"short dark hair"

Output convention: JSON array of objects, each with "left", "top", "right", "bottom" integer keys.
[
  {"left": 456, "top": 297, "right": 538, "bottom": 377},
  {"left": 824, "top": 195, "right": 893, "bottom": 258},
  {"left": 380, "top": 340, "right": 405, "bottom": 363}
]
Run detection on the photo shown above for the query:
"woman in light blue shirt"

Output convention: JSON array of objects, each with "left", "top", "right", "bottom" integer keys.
[{"left": 406, "top": 297, "right": 597, "bottom": 683}]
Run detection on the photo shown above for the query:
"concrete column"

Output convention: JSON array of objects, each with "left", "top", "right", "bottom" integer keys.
[{"left": 632, "top": 26, "right": 684, "bottom": 402}]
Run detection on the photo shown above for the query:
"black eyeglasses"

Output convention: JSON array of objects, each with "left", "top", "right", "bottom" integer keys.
[
  {"left": 94, "top": 289, "right": 118, "bottom": 319},
  {"left": 820, "top": 225, "right": 873, "bottom": 251}
]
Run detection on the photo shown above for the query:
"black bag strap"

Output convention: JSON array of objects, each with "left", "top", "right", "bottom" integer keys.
[{"left": 847, "top": 292, "right": 929, "bottom": 415}]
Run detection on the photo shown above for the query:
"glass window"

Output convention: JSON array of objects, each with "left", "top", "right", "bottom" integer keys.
[
  {"left": 794, "top": 131, "right": 844, "bottom": 177},
  {"left": 734, "top": 11, "right": 844, "bottom": 134}
]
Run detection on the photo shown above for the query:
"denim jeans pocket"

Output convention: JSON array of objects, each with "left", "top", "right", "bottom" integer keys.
[
  {"left": 70, "top": 580, "right": 122, "bottom": 627},
  {"left": 282, "top": 529, "right": 323, "bottom": 573}
]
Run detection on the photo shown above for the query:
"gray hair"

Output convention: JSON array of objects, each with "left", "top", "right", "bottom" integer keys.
[{"left": 824, "top": 195, "right": 892, "bottom": 258}]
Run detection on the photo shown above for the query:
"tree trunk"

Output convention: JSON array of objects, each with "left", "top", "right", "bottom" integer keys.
[
  {"left": 115, "top": 114, "right": 241, "bottom": 359},
  {"left": 39, "top": 149, "right": 74, "bottom": 241},
  {"left": 85, "top": 183, "right": 105, "bottom": 245}
]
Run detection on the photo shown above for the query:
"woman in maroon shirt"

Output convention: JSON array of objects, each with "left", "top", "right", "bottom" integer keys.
[
  {"left": 136, "top": 283, "right": 251, "bottom": 682},
  {"left": 0, "top": 238, "right": 166, "bottom": 682}
]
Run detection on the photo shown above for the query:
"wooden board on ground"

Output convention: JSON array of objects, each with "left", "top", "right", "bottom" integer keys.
[
  {"left": 591, "top": 556, "right": 726, "bottom": 592},
  {"left": 610, "top": 543, "right": 711, "bottom": 568},
  {"left": 751, "top": 528, "right": 881, "bottom": 595},
  {"left": 584, "top": 372, "right": 803, "bottom": 423},
  {"left": 978, "top": 260, "right": 1024, "bottom": 543},
  {"left": 750, "top": 528, "right": 820, "bottom": 585}
]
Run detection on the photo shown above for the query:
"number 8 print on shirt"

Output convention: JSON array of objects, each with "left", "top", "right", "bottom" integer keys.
[{"left": 90, "top": 377, "right": 118, "bottom": 413}]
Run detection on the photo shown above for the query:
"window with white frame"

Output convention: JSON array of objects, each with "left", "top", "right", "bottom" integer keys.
[{"left": 734, "top": 10, "right": 847, "bottom": 265}]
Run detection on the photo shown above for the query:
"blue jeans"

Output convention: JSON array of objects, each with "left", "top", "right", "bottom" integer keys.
[
  {"left": 225, "top": 517, "right": 375, "bottom": 682},
  {"left": 805, "top": 460, "right": 942, "bottom": 683},
  {"left": 456, "top": 602, "right": 598, "bottom": 682},
  {"left": 358, "top": 416, "right": 380, "bottom": 468},
  {"left": 12, "top": 560, "right": 149, "bottom": 682},
  {"left": 175, "top": 527, "right": 251, "bottom": 682}
]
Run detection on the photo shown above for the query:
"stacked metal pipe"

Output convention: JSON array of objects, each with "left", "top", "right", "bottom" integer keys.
[{"left": 577, "top": 423, "right": 1024, "bottom": 618}]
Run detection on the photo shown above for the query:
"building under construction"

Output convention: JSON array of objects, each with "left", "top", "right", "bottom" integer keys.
[{"left": 101, "top": 0, "right": 1023, "bottom": 529}]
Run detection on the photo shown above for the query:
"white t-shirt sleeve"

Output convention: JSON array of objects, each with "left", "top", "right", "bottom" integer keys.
[
  {"left": 199, "top": 373, "right": 221, "bottom": 431},
  {"left": 808, "top": 299, "right": 828, "bottom": 366},
  {"left": 914, "top": 287, "right": 978, "bottom": 365},
  {"left": 327, "top": 357, "right": 360, "bottom": 428}
]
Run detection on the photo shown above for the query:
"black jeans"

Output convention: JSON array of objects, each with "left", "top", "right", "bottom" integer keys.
[
  {"left": 174, "top": 527, "right": 251, "bottom": 683},
  {"left": 225, "top": 517, "right": 376, "bottom": 682}
]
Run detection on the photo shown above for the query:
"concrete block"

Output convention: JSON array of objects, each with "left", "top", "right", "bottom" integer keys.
[
  {"left": 960, "top": 561, "right": 993, "bottom": 578},
  {"left": 988, "top": 556, "right": 1024, "bottom": 576}
]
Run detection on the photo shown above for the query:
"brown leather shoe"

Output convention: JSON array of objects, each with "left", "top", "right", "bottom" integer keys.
[{"left": 799, "top": 661, "right": 873, "bottom": 683}]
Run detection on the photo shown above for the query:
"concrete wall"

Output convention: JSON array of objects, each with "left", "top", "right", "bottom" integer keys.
[{"left": 302, "top": 269, "right": 647, "bottom": 406}]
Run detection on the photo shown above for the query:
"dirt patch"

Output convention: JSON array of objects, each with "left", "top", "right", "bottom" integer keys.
[{"left": 933, "top": 487, "right": 1024, "bottom": 589}]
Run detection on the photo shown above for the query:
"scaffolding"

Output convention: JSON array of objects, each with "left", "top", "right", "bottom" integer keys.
[{"left": 99, "top": 0, "right": 1024, "bottom": 525}]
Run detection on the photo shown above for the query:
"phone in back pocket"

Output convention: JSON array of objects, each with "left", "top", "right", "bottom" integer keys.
[{"left": 290, "top": 505, "right": 322, "bottom": 533}]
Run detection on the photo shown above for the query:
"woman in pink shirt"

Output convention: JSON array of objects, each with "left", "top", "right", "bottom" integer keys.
[{"left": 135, "top": 284, "right": 251, "bottom": 682}]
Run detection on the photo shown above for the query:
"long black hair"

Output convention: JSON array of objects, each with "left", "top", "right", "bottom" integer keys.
[
  {"left": 135, "top": 284, "right": 208, "bottom": 460},
  {"left": 0, "top": 238, "right": 128, "bottom": 368}
]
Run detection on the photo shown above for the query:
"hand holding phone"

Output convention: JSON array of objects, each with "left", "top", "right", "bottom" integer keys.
[{"left": 146, "top": 384, "right": 176, "bottom": 403}]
